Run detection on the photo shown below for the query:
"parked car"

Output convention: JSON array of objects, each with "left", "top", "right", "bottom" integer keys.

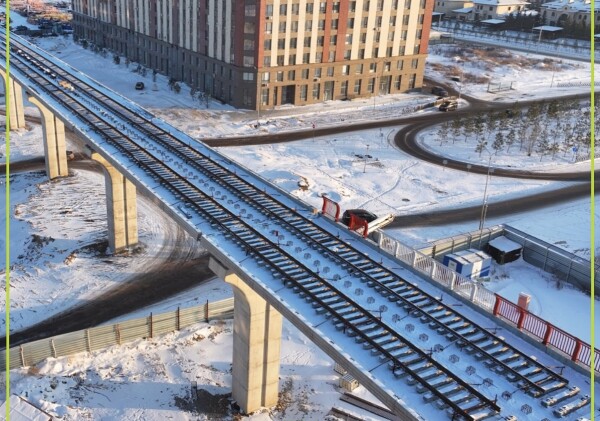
[
  {"left": 439, "top": 100, "right": 458, "bottom": 112},
  {"left": 135, "top": 82, "right": 145, "bottom": 90},
  {"left": 341, "top": 209, "right": 378, "bottom": 226},
  {"left": 431, "top": 86, "right": 448, "bottom": 97}
]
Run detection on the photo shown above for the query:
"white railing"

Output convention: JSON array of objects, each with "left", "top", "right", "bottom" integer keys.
[{"left": 377, "top": 231, "right": 496, "bottom": 311}]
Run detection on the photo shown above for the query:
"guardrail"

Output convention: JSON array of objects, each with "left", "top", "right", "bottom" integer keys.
[
  {"left": 493, "top": 295, "right": 599, "bottom": 371},
  {"left": 0, "top": 298, "right": 234, "bottom": 371}
]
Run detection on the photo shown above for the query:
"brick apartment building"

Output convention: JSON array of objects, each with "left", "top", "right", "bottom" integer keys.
[{"left": 72, "top": 0, "right": 434, "bottom": 110}]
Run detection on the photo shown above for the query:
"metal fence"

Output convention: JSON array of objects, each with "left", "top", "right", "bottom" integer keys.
[{"left": 0, "top": 298, "right": 234, "bottom": 371}]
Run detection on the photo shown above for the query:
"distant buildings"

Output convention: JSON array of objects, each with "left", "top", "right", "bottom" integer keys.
[
  {"left": 539, "top": 0, "right": 599, "bottom": 27},
  {"left": 71, "top": 0, "right": 434, "bottom": 110}
]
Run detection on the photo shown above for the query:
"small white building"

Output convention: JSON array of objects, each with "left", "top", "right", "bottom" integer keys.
[
  {"left": 442, "top": 249, "right": 492, "bottom": 279},
  {"left": 472, "top": 0, "right": 530, "bottom": 21}
]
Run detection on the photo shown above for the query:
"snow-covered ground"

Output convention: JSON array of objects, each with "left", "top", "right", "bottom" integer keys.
[{"left": 1, "top": 10, "right": 598, "bottom": 420}]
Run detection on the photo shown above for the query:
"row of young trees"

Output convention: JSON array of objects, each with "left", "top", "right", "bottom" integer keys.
[{"left": 437, "top": 99, "right": 598, "bottom": 161}]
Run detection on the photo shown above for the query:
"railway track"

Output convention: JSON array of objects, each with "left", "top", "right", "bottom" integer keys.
[{"left": 2, "top": 32, "right": 591, "bottom": 420}]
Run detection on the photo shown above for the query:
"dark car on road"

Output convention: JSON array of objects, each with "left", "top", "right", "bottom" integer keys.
[
  {"left": 135, "top": 82, "right": 145, "bottom": 90},
  {"left": 341, "top": 209, "right": 378, "bottom": 226},
  {"left": 431, "top": 86, "right": 448, "bottom": 97}
]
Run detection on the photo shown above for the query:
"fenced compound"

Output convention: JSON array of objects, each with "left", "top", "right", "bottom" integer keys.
[
  {"left": 0, "top": 298, "right": 234, "bottom": 371},
  {"left": 418, "top": 225, "right": 595, "bottom": 295},
  {"left": 487, "top": 81, "right": 514, "bottom": 93}
]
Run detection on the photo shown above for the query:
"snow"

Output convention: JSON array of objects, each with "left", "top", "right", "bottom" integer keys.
[
  {"left": 0, "top": 12, "right": 598, "bottom": 421},
  {"left": 488, "top": 235, "right": 522, "bottom": 252}
]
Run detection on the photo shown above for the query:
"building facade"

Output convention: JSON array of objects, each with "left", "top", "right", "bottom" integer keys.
[
  {"left": 540, "top": 0, "right": 599, "bottom": 27},
  {"left": 471, "top": 0, "right": 529, "bottom": 21},
  {"left": 72, "top": 0, "right": 434, "bottom": 110}
]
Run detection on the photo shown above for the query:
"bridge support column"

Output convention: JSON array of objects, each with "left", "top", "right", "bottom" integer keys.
[
  {"left": 90, "top": 152, "right": 138, "bottom": 253},
  {"left": 209, "top": 258, "right": 282, "bottom": 414},
  {"left": 28, "top": 96, "right": 68, "bottom": 179},
  {"left": 0, "top": 69, "right": 26, "bottom": 130}
]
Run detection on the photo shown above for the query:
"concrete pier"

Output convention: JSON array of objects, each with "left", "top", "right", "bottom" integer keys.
[
  {"left": 0, "top": 69, "right": 26, "bottom": 130},
  {"left": 91, "top": 152, "right": 138, "bottom": 253},
  {"left": 209, "top": 257, "right": 282, "bottom": 414},
  {"left": 28, "top": 96, "right": 68, "bottom": 179}
]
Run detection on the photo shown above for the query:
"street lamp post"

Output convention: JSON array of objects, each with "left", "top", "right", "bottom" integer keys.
[
  {"left": 363, "top": 144, "right": 370, "bottom": 173},
  {"left": 478, "top": 156, "right": 494, "bottom": 244}
]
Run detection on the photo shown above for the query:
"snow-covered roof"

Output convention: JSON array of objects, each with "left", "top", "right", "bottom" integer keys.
[
  {"left": 453, "top": 6, "right": 474, "bottom": 12},
  {"left": 488, "top": 236, "right": 523, "bottom": 252},
  {"left": 541, "top": 0, "right": 597, "bottom": 12},
  {"left": 533, "top": 25, "right": 564, "bottom": 31},
  {"left": 473, "top": 0, "right": 529, "bottom": 5},
  {"left": 0, "top": 396, "right": 52, "bottom": 421},
  {"left": 481, "top": 18, "right": 506, "bottom": 23}
]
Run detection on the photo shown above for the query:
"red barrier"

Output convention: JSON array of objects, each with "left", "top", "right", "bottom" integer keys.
[
  {"left": 349, "top": 214, "right": 368, "bottom": 238},
  {"left": 321, "top": 196, "right": 340, "bottom": 221},
  {"left": 493, "top": 294, "right": 598, "bottom": 372}
]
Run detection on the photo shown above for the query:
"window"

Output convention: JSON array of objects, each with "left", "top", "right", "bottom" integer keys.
[
  {"left": 342, "top": 65, "right": 349, "bottom": 75},
  {"left": 266, "top": 5, "right": 273, "bottom": 16},
  {"left": 307, "top": 3, "right": 314, "bottom": 13},
  {"left": 356, "top": 63, "right": 363, "bottom": 73},
  {"left": 318, "top": 19, "right": 326, "bottom": 30},
  {"left": 243, "top": 72, "right": 254, "bottom": 81},
  {"left": 411, "top": 59, "right": 418, "bottom": 69},
  {"left": 290, "top": 38, "right": 297, "bottom": 48},
  {"left": 304, "top": 37, "right": 312, "bottom": 47},
  {"left": 386, "top": 46, "right": 393, "bottom": 56},
  {"left": 330, "top": 35, "right": 337, "bottom": 45},
  {"left": 277, "top": 55, "right": 284, "bottom": 65},
  {"left": 292, "top": 3, "right": 300, "bottom": 14},
  {"left": 243, "top": 56, "right": 255, "bottom": 66},
  {"left": 264, "top": 56, "right": 271, "bottom": 66},
  {"left": 344, "top": 50, "right": 351, "bottom": 59},
  {"left": 279, "top": 21, "right": 286, "bottom": 32},
  {"left": 346, "top": 34, "right": 353, "bottom": 44},
  {"left": 350, "top": 1, "right": 356, "bottom": 12},
  {"left": 370, "top": 62, "right": 376, "bottom": 73},
  {"left": 300, "top": 85, "right": 308, "bottom": 100},
  {"left": 327, "top": 67, "right": 334, "bottom": 76},
  {"left": 332, "top": 19, "right": 339, "bottom": 29},
  {"left": 341, "top": 80, "right": 348, "bottom": 96},
  {"left": 262, "top": 73, "right": 270, "bottom": 81},
  {"left": 280, "top": 4, "right": 287, "bottom": 15},
  {"left": 302, "top": 68, "right": 310, "bottom": 79},
  {"left": 377, "top": 0, "right": 384, "bottom": 10},
  {"left": 390, "top": 16, "right": 396, "bottom": 26},
  {"left": 408, "top": 74, "right": 416, "bottom": 89},
  {"left": 313, "top": 83, "right": 320, "bottom": 99},
  {"left": 245, "top": 5, "right": 256, "bottom": 16},
  {"left": 368, "top": 78, "right": 375, "bottom": 93},
  {"left": 314, "top": 68, "right": 322, "bottom": 77},
  {"left": 278, "top": 39, "right": 285, "bottom": 49},
  {"left": 306, "top": 20, "right": 313, "bottom": 30},
  {"left": 288, "top": 70, "right": 296, "bottom": 80},
  {"left": 276, "top": 71, "right": 284, "bottom": 81},
  {"left": 265, "top": 22, "right": 272, "bottom": 34},
  {"left": 261, "top": 88, "right": 269, "bottom": 105},
  {"left": 362, "top": 17, "right": 369, "bottom": 28},
  {"left": 316, "top": 52, "right": 323, "bottom": 62},
  {"left": 328, "top": 51, "right": 335, "bottom": 62},
  {"left": 384, "top": 62, "right": 391, "bottom": 71},
  {"left": 359, "top": 49, "right": 365, "bottom": 59},
  {"left": 333, "top": 2, "right": 340, "bottom": 13},
  {"left": 364, "top": 1, "right": 370, "bottom": 11},
  {"left": 403, "top": 15, "right": 410, "bottom": 25},
  {"left": 360, "top": 33, "right": 367, "bottom": 43},
  {"left": 395, "top": 75, "right": 402, "bottom": 89},
  {"left": 317, "top": 36, "right": 325, "bottom": 46},
  {"left": 303, "top": 53, "right": 310, "bottom": 63},
  {"left": 354, "top": 79, "right": 361, "bottom": 93},
  {"left": 264, "top": 39, "right": 272, "bottom": 50},
  {"left": 291, "top": 21, "right": 299, "bottom": 31},
  {"left": 245, "top": 39, "right": 256, "bottom": 49},
  {"left": 320, "top": 2, "right": 327, "bottom": 12},
  {"left": 289, "top": 54, "right": 296, "bottom": 64},
  {"left": 348, "top": 18, "right": 355, "bottom": 28}
]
